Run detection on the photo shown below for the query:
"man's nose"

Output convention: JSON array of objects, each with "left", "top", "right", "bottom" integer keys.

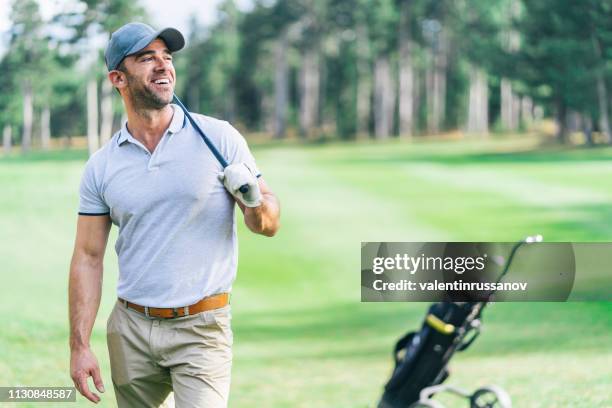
[{"left": 153, "top": 57, "right": 171, "bottom": 71}]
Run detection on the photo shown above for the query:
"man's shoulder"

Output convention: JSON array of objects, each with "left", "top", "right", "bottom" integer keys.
[
  {"left": 189, "top": 112, "right": 232, "bottom": 130},
  {"left": 187, "top": 112, "right": 242, "bottom": 147},
  {"left": 84, "top": 132, "right": 118, "bottom": 169}
]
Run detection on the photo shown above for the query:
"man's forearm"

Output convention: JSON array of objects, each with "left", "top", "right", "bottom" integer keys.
[
  {"left": 69, "top": 255, "right": 103, "bottom": 351},
  {"left": 244, "top": 193, "right": 280, "bottom": 237}
]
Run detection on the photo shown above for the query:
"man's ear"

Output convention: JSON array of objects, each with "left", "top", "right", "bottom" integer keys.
[{"left": 108, "top": 71, "right": 126, "bottom": 91}]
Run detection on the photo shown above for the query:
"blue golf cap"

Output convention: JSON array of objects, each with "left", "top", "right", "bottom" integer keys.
[{"left": 105, "top": 22, "right": 185, "bottom": 71}]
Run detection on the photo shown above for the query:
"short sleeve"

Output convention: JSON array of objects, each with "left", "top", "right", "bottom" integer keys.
[
  {"left": 223, "top": 122, "right": 261, "bottom": 177},
  {"left": 78, "top": 157, "right": 109, "bottom": 215}
]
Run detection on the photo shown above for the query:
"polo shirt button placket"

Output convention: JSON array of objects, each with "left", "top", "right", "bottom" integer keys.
[
  {"left": 148, "top": 151, "right": 160, "bottom": 171},
  {"left": 148, "top": 134, "right": 168, "bottom": 171}
]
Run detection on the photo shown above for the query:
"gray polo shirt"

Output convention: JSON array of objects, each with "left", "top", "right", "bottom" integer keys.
[{"left": 78, "top": 104, "right": 259, "bottom": 307}]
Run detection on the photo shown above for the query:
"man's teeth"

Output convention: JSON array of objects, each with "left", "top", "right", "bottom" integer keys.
[{"left": 154, "top": 79, "right": 170, "bottom": 84}]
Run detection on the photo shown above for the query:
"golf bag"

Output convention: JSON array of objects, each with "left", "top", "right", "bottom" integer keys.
[{"left": 378, "top": 301, "right": 485, "bottom": 408}]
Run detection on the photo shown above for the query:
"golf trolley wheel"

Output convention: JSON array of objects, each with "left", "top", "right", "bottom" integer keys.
[
  {"left": 408, "top": 400, "right": 445, "bottom": 408},
  {"left": 470, "top": 385, "right": 512, "bottom": 408}
]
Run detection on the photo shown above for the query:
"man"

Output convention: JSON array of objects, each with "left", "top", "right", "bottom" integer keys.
[{"left": 69, "top": 22, "right": 280, "bottom": 407}]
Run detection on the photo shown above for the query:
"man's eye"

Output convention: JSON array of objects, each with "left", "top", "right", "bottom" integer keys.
[{"left": 143, "top": 57, "right": 152, "bottom": 62}]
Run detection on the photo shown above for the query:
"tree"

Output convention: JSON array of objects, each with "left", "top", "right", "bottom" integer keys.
[
  {"left": 293, "top": 1, "right": 327, "bottom": 138},
  {"left": 56, "top": 0, "right": 147, "bottom": 153},
  {"left": 209, "top": 0, "right": 242, "bottom": 122},
  {"left": 518, "top": 0, "right": 603, "bottom": 143},
  {"left": 398, "top": 0, "right": 416, "bottom": 138},
  {"left": 421, "top": 1, "right": 450, "bottom": 135},
  {"left": 451, "top": 0, "right": 509, "bottom": 135},
  {"left": 367, "top": 0, "right": 399, "bottom": 138},
  {"left": 4, "top": 0, "right": 48, "bottom": 152},
  {"left": 354, "top": 1, "right": 373, "bottom": 138},
  {"left": 0, "top": 49, "right": 19, "bottom": 154},
  {"left": 588, "top": 0, "right": 612, "bottom": 143}
]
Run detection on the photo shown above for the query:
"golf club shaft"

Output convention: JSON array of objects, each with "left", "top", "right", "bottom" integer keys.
[
  {"left": 172, "top": 94, "right": 249, "bottom": 194},
  {"left": 486, "top": 234, "right": 544, "bottom": 302}
]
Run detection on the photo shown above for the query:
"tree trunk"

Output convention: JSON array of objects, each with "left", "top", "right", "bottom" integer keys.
[
  {"left": 520, "top": 96, "right": 534, "bottom": 129},
  {"left": 100, "top": 79, "right": 113, "bottom": 145},
  {"left": 512, "top": 93, "right": 521, "bottom": 130},
  {"left": 500, "top": 79, "right": 521, "bottom": 131},
  {"left": 355, "top": 24, "right": 371, "bottom": 138},
  {"left": 299, "top": 48, "right": 320, "bottom": 138},
  {"left": 40, "top": 104, "right": 51, "bottom": 150},
  {"left": 467, "top": 66, "right": 488, "bottom": 134},
  {"left": 500, "top": 1, "right": 521, "bottom": 133},
  {"left": 501, "top": 78, "right": 521, "bottom": 132},
  {"left": 273, "top": 29, "right": 289, "bottom": 139},
  {"left": 434, "top": 36, "right": 447, "bottom": 131},
  {"left": 477, "top": 68, "right": 488, "bottom": 134},
  {"left": 432, "top": 29, "right": 447, "bottom": 134},
  {"left": 500, "top": 78, "right": 517, "bottom": 131},
  {"left": 374, "top": 54, "right": 395, "bottom": 139},
  {"left": 413, "top": 66, "right": 421, "bottom": 135},
  {"left": 87, "top": 78, "right": 99, "bottom": 155},
  {"left": 584, "top": 115, "right": 594, "bottom": 146},
  {"left": 592, "top": 35, "right": 611, "bottom": 143},
  {"left": 595, "top": 74, "right": 611, "bottom": 143},
  {"left": 22, "top": 79, "right": 33, "bottom": 152},
  {"left": 3, "top": 124, "right": 12, "bottom": 154},
  {"left": 556, "top": 99, "right": 568, "bottom": 143},
  {"left": 319, "top": 59, "right": 336, "bottom": 137},
  {"left": 426, "top": 29, "right": 447, "bottom": 135},
  {"left": 426, "top": 47, "right": 435, "bottom": 134},
  {"left": 398, "top": 0, "right": 414, "bottom": 138},
  {"left": 567, "top": 110, "right": 581, "bottom": 134}
]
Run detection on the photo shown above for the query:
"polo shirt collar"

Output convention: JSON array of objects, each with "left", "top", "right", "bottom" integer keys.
[
  {"left": 167, "top": 103, "right": 185, "bottom": 134},
  {"left": 117, "top": 104, "right": 186, "bottom": 146}
]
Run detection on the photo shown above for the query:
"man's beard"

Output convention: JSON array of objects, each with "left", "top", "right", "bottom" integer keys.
[{"left": 126, "top": 72, "right": 173, "bottom": 110}]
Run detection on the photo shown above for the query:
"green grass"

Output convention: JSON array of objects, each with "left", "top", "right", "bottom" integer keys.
[{"left": 1, "top": 136, "right": 611, "bottom": 407}]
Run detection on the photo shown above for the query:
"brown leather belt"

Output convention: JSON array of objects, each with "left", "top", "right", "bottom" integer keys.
[{"left": 119, "top": 293, "right": 229, "bottom": 319}]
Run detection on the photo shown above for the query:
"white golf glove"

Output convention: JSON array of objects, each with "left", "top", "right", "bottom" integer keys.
[{"left": 218, "top": 163, "right": 262, "bottom": 207}]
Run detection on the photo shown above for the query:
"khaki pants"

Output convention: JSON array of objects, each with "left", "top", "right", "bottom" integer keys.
[{"left": 106, "top": 300, "right": 233, "bottom": 408}]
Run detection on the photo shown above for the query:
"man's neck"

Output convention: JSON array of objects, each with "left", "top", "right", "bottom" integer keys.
[{"left": 125, "top": 103, "right": 174, "bottom": 153}]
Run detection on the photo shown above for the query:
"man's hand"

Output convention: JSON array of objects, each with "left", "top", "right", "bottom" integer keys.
[
  {"left": 70, "top": 347, "right": 105, "bottom": 403},
  {"left": 218, "top": 163, "right": 262, "bottom": 207}
]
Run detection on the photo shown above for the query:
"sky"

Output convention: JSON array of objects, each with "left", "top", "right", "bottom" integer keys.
[{"left": 0, "top": 0, "right": 254, "bottom": 55}]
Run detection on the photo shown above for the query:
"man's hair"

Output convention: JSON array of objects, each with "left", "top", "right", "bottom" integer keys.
[{"left": 116, "top": 59, "right": 127, "bottom": 73}]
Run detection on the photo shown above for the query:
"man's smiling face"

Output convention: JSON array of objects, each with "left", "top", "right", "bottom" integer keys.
[{"left": 120, "top": 39, "right": 176, "bottom": 109}]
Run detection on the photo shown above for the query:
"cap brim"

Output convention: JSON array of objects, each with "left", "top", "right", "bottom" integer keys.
[{"left": 156, "top": 28, "right": 185, "bottom": 52}]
